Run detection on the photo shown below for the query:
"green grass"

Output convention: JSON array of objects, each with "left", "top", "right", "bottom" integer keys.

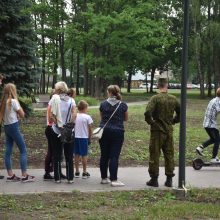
[
  {"left": 74, "top": 95, "right": 100, "bottom": 106},
  {"left": 0, "top": 189, "right": 220, "bottom": 219}
]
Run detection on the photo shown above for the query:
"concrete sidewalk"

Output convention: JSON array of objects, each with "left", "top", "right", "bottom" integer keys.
[{"left": 0, "top": 167, "right": 220, "bottom": 195}]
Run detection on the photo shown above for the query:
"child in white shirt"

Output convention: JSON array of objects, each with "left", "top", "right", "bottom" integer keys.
[{"left": 74, "top": 100, "right": 93, "bottom": 178}]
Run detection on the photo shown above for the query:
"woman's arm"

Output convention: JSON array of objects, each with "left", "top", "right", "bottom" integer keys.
[
  {"left": 71, "top": 106, "right": 77, "bottom": 122},
  {"left": 124, "top": 111, "right": 128, "bottom": 121},
  {"left": 17, "top": 108, "right": 25, "bottom": 118}
]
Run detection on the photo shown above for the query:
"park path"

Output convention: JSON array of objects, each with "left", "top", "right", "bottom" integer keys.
[
  {"left": 34, "top": 101, "right": 147, "bottom": 111},
  {"left": 0, "top": 167, "right": 220, "bottom": 195}
]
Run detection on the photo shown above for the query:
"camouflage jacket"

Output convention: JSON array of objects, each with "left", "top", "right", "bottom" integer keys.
[{"left": 144, "top": 92, "right": 180, "bottom": 133}]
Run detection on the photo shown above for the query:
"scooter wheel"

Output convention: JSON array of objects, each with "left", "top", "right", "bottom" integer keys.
[{"left": 192, "top": 158, "right": 204, "bottom": 170}]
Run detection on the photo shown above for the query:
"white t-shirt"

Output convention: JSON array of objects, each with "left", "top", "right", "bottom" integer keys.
[
  {"left": 51, "top": 95, "right": 76, "bottom": 134},
  {"left": 75, "top": 113, "right": 93, "bottom": 138},
  {"left": 4, "top": 99, "right": 21, "bottom": 125}
]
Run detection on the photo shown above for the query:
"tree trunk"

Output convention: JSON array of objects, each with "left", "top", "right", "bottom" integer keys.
[
  {"left": 83, "top": 44, "right": 89, "bottom": 95},
  {"left": 76, "top": 52, "right": 80, "bottom": 95},
  {"left": 70, "top": 48, "right": 74, "bottom": 86},
  {"left": 46, "top": 74, "right": 50, "bottom": 93},
  {"left": 127, "top": 70, "right": 132, "bottom": 93},
  {"left": 150, "top": 68, "right": 156, "bottom": 93},
  {"left": 41, "top": 17, "right": 46, "bottom": 94},
  {"left": 94, "top": 77, "right": 102, "bottom": 98},
  {"left": 59, "top": 32, "right": 66, "bottom": 81},
  {"left": 197, "top": 45, "right": 205, "bottom": 99},
  {"left": 52, "top": 40, "right": 58, "bottom": 89},
  {"left": 207, "top": 0, "right": 212, "bottom": 97}
]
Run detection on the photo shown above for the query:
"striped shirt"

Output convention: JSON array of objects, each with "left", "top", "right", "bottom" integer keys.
[{"left": 203, "top": 97, "right": 220, "bottom": 129}]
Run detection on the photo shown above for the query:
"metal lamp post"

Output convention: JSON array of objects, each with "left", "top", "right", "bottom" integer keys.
[{"left": 178, "top": 0, "right": 190, "bottom": 188}]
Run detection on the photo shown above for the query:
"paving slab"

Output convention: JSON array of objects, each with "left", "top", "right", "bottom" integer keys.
[{"left": 0, "top": 167, "right": 219, "bottom": 195}]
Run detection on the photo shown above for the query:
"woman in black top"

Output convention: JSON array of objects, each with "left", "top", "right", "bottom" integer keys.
[{"left": 99, "top": 85, "right": 128, "bottom": 187}]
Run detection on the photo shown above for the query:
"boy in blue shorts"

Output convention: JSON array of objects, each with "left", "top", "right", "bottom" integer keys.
[{"left": 74, "top": 100, "right": 93, "bottom": 179}]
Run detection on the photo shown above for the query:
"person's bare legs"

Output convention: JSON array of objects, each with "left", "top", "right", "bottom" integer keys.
[
  {"left": 82, "top": 156, "right": 87, "bottom": 173},
  {"left": 7, "top": 169, "right": 13, "bottom": 177},
  {"left": 75, "top": 155, "right": 80, "bottom": 173}
]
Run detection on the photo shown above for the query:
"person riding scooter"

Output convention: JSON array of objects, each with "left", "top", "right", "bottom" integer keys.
[{"left": 196, "top": 88, "right": 220, "bottom": 163}]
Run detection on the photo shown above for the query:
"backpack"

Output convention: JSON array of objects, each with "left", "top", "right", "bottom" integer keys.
[{"left": 60, "top": 101, "right": 75, "bottom": 144}]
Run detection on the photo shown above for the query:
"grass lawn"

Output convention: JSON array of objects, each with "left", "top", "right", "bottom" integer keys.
[{"left": 0, "top": 189, "right": 220, "bottom": 219}]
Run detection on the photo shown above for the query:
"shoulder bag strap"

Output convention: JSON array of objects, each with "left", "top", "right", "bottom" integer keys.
[
  {"left": 65, "top": 100, "right": 73, "bottom": 124},
  {"left": 102, "top": 101, "right": 122, "bottom": 129}
]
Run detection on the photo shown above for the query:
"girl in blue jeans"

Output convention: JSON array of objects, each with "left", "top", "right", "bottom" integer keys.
[{"left": 0, "top": 83, "right": 35, "bottom": 182}]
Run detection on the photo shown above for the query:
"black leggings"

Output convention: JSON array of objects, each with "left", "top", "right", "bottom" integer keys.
[
  {"left": 51, "top": 130, "right": 74, "bottom": 181},
  {"left": 202, "top": 128, "right": 220, "bottom": 158}
]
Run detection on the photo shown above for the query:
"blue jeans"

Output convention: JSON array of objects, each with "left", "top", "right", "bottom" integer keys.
[
  {"left": 4, "top": 122, "right": 27, "bottom": 172},
  {"left": 99, "top": 128, "right": 124, "bottom": 181}
]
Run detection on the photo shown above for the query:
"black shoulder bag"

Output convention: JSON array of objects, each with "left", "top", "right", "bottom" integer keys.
[{"left": 60, "top": 102, "right": 75, "bottom": 144}]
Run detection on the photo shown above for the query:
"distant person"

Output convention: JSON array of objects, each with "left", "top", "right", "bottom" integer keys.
[
  {"left": 0, "top": 83, "right": 35, "bottom": 182},
  {"left": 48, "top": 81, "right": 76, "bottom": 183},
  {"left": 43, "top": 89, "right": 55, "bottom": 181},
  {"left": 0, "top": 74, "right": 4, "bottom": 179},
  {"left": 74, "top": 100, "right": 93, "bottom": 179},
  {"left": 144, "top": 78, "right": 180, "bottom": 187},
  {"left": 67, "top": 88, "right": 77, "bottom": 161},
  {"left": 67, "top": 88, "right": 76, "bottom": 100},
  {"left": 99, "top": 85, "right": 128, "bottom": 187},
  {"left": 196, "top": 88, "right": 220, "bottom": 163}
]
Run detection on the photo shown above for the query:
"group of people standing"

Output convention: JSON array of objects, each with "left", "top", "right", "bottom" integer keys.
[
  {"left": 0, "top": 76, "right": 218, "bottom": 188},
  {"left": 0, "top": 81, "right": 128, "bottom": 187},
  {"left": 43, "top": 82, "right": 128, "bottom": 186}
]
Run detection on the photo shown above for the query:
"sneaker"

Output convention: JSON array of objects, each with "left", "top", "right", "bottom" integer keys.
[
  {"left": 75, "top": 172, "right": 80, "bottom": 178},
  {"left": 67, "top": 179, "right": 74, "bottom": 184},
  {"left": 111, "top": 180, "right": 125, "bottom": 187},
  {"left": 21, "top": 175, "right": 35, "bottom": 183},
  {"left": 55, "top": 180, "right": 61, "bottom": 183},
  {"left": 196, "top": 145, "right": 204, "bottom": 156},
  {"left": 0, "top": 175, "right": 4, "bottom": 179},
  {"left": 43, "top": 173, "right": 54, "bottom": 181},
  {"left": 210, "top": 157, "right": 220, "bottom": 163},
  {"left": 82, "top": 172, "right": 90, "bottom": 179},
  {"left": 101, "top": 178, "right": 111, "bottom": 184},
  {"left": 6, "top": 174, "right": 21, "bottom": 182}
]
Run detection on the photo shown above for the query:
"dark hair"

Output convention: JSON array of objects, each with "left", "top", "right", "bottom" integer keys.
[
  {"left": 107, "top": 85, "right": 121, "bottom": 100},
  {"left": 67, "top": 88, "right": 76, "bottom": 98},
  {"left": 78, "top": 100, "right": 88, "bottom": 111}
]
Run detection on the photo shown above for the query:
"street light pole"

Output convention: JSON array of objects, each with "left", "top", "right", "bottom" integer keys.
[{"left": 179, "top": 0, "right": 190, "bottom": 188}]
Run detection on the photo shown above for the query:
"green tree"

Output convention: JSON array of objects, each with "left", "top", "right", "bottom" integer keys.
[{"left": 0, "top": 0, "right": 38, "bottom": 96}]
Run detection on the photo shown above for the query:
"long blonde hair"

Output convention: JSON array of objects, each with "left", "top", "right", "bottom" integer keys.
[{"left": 0, "top": 83, "right": 18, "bottom": 123}]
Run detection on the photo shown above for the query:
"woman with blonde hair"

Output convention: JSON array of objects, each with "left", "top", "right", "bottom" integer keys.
[
  {"left": 48, "top": 81, "right": 76, "bottom": 183},
  {"left": 0, "top": 83, "right": 35, "bottom": 182}
]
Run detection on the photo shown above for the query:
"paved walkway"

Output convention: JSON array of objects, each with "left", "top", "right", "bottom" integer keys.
[
  {"left": 34, "top": 101, "right": 147, "bottom": 111},
  {"left": 0, "top": 167, "right": 220, "bottom": 195}
]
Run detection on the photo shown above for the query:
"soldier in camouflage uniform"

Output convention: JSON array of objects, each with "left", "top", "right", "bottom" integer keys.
[{"left": 144, "top": 78, "right": 180, "bottom": 187}]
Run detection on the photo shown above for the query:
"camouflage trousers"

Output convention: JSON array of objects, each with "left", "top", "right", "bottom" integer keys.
[{"left": 148, "top": 131, "right": 175, "bottom": 178}]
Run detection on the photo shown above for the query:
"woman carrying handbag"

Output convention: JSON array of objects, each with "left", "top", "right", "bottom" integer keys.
[{"left": 99, "top": 85, "right": 128, "bottom": 187}]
